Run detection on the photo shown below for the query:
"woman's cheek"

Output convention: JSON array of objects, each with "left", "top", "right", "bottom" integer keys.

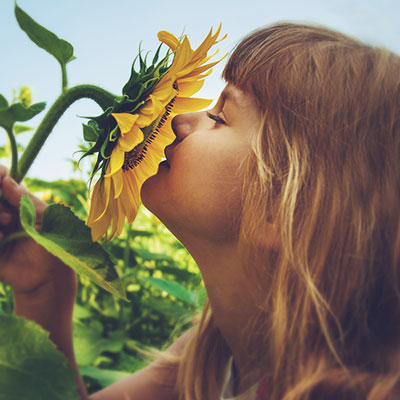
[{"left": 143, "top": 158, "right": 243, "bottom": 239}]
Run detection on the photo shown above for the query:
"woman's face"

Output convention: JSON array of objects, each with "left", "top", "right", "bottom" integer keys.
[{"left": 141, "top": 84, "right": 260, "bottom": 241}]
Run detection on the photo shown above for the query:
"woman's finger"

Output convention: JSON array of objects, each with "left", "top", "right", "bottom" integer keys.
[
  {"left": 1, "top": 176, "right": 22, "bottom": 209},
  {"left": 0, "top": 165, "right": 9, "bottom": 181},
  {"left": 0, "top": 211, "right": 13, "bottom": 226}
]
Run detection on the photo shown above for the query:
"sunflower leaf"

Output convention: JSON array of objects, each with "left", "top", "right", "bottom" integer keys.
[
  {"left": 14, "top": 124, "right": 33, "bottom": 134},
  {"left": 79, "top": 366, "right": 131, "bottom": 387},
  {"left": 0, "top": 101, "right": 46, "bottom": 130},
  {"left": 15, "top": 4, "right": 75, "bottom": 66},
  {"left": 19, "top": 196, "right": 127, "bottom": 300},
  {"left": 0, "top": 94, "right": 8, "bottom": 109},
  {"left": 0, "top": 314, "right": 79, "bottom": 399},
  {"left": 140, "top": 276, "right": 195, "bottom": 306},
  {"left": 82, "top": 121, "right": 100, "bottom": 142}
]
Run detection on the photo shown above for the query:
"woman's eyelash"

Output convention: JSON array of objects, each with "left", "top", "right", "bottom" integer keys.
[{"left": 207, "top": 112, "right": 226, "bottom": 125}]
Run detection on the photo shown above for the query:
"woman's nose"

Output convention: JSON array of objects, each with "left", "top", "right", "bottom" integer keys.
[{"left": 171, "top": 112, "right": 200, "bottom": 141}]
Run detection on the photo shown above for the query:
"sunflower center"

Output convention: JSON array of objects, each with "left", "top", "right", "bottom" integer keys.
[{"left": 122, "top": 87, "right": 177, "bottom": 171}]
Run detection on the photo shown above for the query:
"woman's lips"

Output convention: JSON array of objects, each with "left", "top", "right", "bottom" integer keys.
[
  {"left": 160, "top": 160, "right": 170, "bottom": 169},
  {"left": 163, "top": 144, "right": 175, "bottom": 168}
]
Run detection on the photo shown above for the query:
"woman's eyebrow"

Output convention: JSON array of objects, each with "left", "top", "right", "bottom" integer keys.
[{"left": 221, "top": 88, "right": 237, "bottom": 105}]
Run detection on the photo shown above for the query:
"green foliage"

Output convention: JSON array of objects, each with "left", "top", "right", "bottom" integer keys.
[
  {"left": 0, "top": 315, "right": 79, "bottom": 399},
  {"left": 0, "top": 97, "right": 46, "bottom": 131},
  {"left": 13, "top": 125, "right": 33, "bottom": 134},
  {"left": 79, "top": 366, "right": 131, "bottom": 387},
  {"left": 19, "top": 196, "right": 127, "bottom": 300},
  {"left": 0, "top": 176, "right": 202, "bottom": 394},
  {"left": 14, "top": 4, "right": 75, "bottom": 66},
  {"left": 140, "top": 276, "right": 196, "bottom": 306}
]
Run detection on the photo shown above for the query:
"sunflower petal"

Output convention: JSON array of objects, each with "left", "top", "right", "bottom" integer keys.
[
  {"left": 92, "top": 177, "right": 112, "bottom": 222},
  {"left": 158, "top": 30, "right": 180, "bottom": 51},
  {"left": 172, "top": 97, "right": 212, "bottom": 113},
  {"left": 90, "top": 211, "right": 111, "bottom": 242},
  {"left": 112, "top": 113, "right": 139, "bottom": 135},
  {"left": 177, "top": 79, "right": 204, "bottom": 97},
  {"left": 119, "top": 125, "right": 144, "bottom": 151},
  {"left": 112, "top": 169, "right": 124, "bottom": 199},
  {"left": 105, "top": 145, "right": 125, "bottom": 177},
  {"left": 169, "top": 36, "right": 193, "bottom": 75}
]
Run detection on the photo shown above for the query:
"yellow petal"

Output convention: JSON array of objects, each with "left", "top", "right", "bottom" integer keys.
[
  {"left": 177, "top": 79, "right": 204, "bottom": 97},
  {"left": 119, "top": 125, "right": 144, "bottom": 151},
  {"left": 90, "top": 211, "right": 111, "bottom": 242},
  {"left": 180, "top": 58, "right": 223, "bottom": 79},
  {"left": 151, "top": 77, "right": 175, "bottom": 102},
  {"left": 112, "top": 113, "right": 139, "bottom": 135},
  {"left": 87, "top": 180, "right": 104, "bottom": 225},
  {"left": 136, "top": 112, "right": 154, "bottom": 127},
  {"left": 158, "top": 30, "right": 180, "bottom": 51},
  {"left": 112, "top": 169, "right": 124, "bottom": 199},
  {"left": 92, "top": 177, "right": 112, "bottom": 222},
  {"left": 172, "top": 97, "right": 212, "bottom": 113},
  {"left": 169, "top": 36, "right": 193, "bottom": 75},
  {"left": 105, "top": 145, "right": 125, "bottom": 177}
]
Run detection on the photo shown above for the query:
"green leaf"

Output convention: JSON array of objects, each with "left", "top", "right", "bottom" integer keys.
[
  {"left": 0, "top": 94, "right": 8, "bottom": 109},
  {"left": 73, "top": 323, "right": 125, "bottom": 366},
  {"left": 19, "top": 195, "right": 127, "bottom": 300},
  {"left": 82, "top": 121, "right": 99, "bottom": 142},
  {"left": 79, "top": 366, "right": 130, "bottom": 387},
  {"left": 13, "top": 124, "right": 33, "bottom": 134},
  {"left": 15, "top": 4, "right": 75, "bottom": 65},
  {"left": 142, "top": 297, "right": 190, "bottom": 319},
  {"left": 140, "top": 276, "right": 195, "bottom": 306},
  {"left": 160, "top": 266, "right": 199, "bottom": 283},
  {"left": 0, "top": 101, "right": 46, "bottom": 130},
  {"left": 73, "top": 303, "right": 93, "bottom": 324},
  {"left": 0, "top": 315, "right": 79, "bottom": 399},
  {"left": 0, "top": 146, "right": 8, "bottom": 158},
  {"left": 134, "top": 247, "right": 174, "bottom": 262}
]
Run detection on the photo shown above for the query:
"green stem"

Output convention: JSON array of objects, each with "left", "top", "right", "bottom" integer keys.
[
  {"left": 123, "top": 225, "right": 132, "bottom": 267},
  {"left": 61, "top": 62, "right": 68, "bottom": 92},
  {"left": 5, "top": 126, "right": 18, "bottom": 178},
  {"left": 2, "top": 231, "right": 29, "bottom": 245},
  {"left": 14, "top": 84, "right": 116, "bottom": 183}
]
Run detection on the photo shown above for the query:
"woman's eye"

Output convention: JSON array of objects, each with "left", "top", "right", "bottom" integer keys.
[{"left": 207, "top": 112, "right": 226, "bottom": 125}]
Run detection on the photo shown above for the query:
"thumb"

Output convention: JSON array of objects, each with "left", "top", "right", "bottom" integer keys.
[
  {"left": 1, "top": 176, "right": 22, "bottom": 209},
  {"left": 1, "top": 177, "right": 46, "bottom": 214}
]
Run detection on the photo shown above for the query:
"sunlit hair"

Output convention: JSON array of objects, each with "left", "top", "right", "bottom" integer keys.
[{"left": 175, "top": 23, "right": 400, "bottom": 399}]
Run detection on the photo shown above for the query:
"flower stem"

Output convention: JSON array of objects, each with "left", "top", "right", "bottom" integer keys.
[
  {"left": 5, "top": 127, "right": 19, "bottom": 178},
  {"left": 123, "top": 224, "right": 133, "bottom": 268},
  {"left": 15, "top": 84, "right": 116, "bottom": 183},
  {"left": 61, "top": 62, "right": 68, "bottom": 93}
]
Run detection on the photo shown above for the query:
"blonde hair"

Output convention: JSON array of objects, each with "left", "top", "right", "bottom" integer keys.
[{"left": 176, "top": 24, "right": 400, "bottom": 399}]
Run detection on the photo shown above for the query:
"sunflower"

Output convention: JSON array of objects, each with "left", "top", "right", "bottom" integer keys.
[{"left": 85, "top": 26, "right": 226, "bottom": 241}]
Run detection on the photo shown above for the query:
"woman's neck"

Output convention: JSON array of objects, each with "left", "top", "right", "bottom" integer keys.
[{"left": 182, "top": 235, "right": 268, "bottom": 393}]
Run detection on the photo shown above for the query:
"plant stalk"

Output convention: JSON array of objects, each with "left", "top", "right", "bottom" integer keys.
[
  {"left": 15, "top": 84, "right": 116, "bottom": 183},
  {"left": 5, "top": 127, "right": 19, "bottom": 178},
  {"left": 61, "top": 62, "right": 68, "bottom": 93}
]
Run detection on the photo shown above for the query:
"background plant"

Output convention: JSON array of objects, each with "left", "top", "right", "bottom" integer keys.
[{"left": 0, "top": 5, "right": 203, "bottom": 397}]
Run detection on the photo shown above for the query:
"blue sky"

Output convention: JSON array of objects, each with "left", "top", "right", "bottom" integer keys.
[{"left": 1, "top": 0, "right": 400, "bottom": 180}]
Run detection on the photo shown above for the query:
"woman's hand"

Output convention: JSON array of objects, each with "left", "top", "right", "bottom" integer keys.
[{"left": 0, "top": 165, "right": 76, "bottom": 297}]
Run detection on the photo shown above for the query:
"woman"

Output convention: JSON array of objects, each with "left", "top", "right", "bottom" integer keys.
[{"left": 1, "top": 23, "right": 400, "bottom": 399}]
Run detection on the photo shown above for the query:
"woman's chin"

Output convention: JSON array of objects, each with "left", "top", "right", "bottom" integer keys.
[{"left": 140, "top": 164, "right": 168, "bottom": 210}]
